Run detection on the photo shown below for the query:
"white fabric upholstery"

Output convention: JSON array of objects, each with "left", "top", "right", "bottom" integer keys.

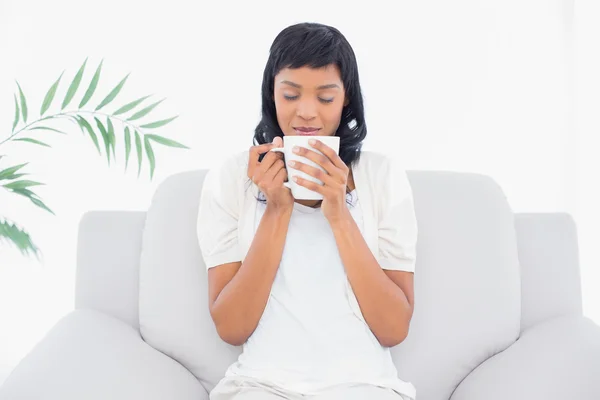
[
  {"left": 451, "top": 315, "right": 600, "bottom": 400},
  {"left": 390, "top": 171, "right": 521, "bottom": 400},
  {"left": 515, "top": 212, "right": 584, "bottom": 332},
  {"left": 75, "top": 211, "right": 147, "bottom": 331},
  {"left": 0, "top": 309, "right": 208, "bottom": 400},
  {"left": 138, "top": 170, "right": 242, "bottom": 391},
  {"left": 2, "top": 168, "right": 599, "bottom": 400}
]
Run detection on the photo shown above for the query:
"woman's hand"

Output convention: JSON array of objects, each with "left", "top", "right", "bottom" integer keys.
[
  {"left": 288, "top": 138, "right": 351, "bottom": 223},
  {"left": 247, "top": 137, "right": 294, "bottom": 213}
]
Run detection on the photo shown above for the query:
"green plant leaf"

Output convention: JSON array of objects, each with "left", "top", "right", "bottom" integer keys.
[
  {"left": 0, "top": 163, "right": 29, "bottom": 181},
  {"left": 16, "top": 81, "right": 28, "bottom": 123},
  {"left": 144, "top": 136, "right": 155, "bottom": 179},
  {"left": 61, "top": 57, "right": 87, "bottom": 110},
  {"left": 106, "top": 118, "right": 116, "bottom": 158},
  {"left": 40, "top": 71, "right": 64, "bottom": 116},
  {"left": 69, "top": 115, "right": 85, "bottom": 134},
  {"left": 11, "top": 188, "right": 55, "bottom": 215},
  {"left": 12, "top": 94, "right": 20, "bottom": 132},
  {"left": 139, "top": 116, "right": 178, "bottom": 129},
  {"left": 135, "top": 130, "right": 142, "bottom": 177},
  {"left": 29, "top": 196, "right": 55, "bottom": 215},
  {"left": 0, "top": 218, "right": 40, "bottom": 258},
  {"left": 126, "top": 98, "right": 165, "bottom": 121},
  {"left": 12, "top": 138, "right": 51, "bottom": 148},
  {"left": 29, "top": 126, "right": 66, "bottom": 134},
  {"left": 76, "top": 117, "right": 101, "bottom": 154},
  {"left": 4, "top": 173, "right": 27, "bottom": 180},
  {"left": 3, "top": 180, "right": 44, "bottom": 190},
  {"left": 145, "top": 134, "right": 189, "bottom": 149},
  {"left": 124, "top": 127, "right": 131, "bottom": 171},
  {"left": 79, "top": 59, "right": 102, "bottom": 108},
  {"left": 94, "top": 117, "right": 111, "bottom": 165},
  {"left": 113, "top": 94, "right": 152, "bottom": 116},
  {"left": 95, "top": 73, "right": 130, "bottom": 111}
]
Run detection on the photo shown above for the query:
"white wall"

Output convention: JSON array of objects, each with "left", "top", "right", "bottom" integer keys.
[{"left": 1, "top": 0, "right": 596, "bottom": 385}]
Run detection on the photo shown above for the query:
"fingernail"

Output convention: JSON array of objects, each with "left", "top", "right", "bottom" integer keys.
[
  {"left": 293, "top": 146, "right": 300, "bottom": 153},
  {"left": 309, "top": 139, "right": 316, "bottom": 145},
  {"left": 288, "top": 160, "right": 295, "bottom": 166}
]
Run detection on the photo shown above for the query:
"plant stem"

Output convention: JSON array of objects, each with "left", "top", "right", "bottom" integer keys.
[
  {"left": 2, "top": 116, "right": 54, "bottom": 146},
  {"left": 1, "top": 110, "right": 144, "bottom": 147}
]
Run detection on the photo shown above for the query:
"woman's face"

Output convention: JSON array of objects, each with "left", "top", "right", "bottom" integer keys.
[{"left": 273, "top": 64, "right": 348, "bottom": 137}]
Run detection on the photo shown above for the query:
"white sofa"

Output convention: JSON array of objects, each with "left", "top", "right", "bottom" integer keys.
[{"left": 1, "top": 168, "right": 599, "bottom": 400}]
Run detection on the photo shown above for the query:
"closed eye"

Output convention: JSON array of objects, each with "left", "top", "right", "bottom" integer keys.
[{"left": 283, "top": 95, "right": 334, "bottom": 104}]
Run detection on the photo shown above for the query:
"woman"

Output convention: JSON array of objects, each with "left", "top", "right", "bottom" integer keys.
[{"left": 197, "top": 22, "right": 418, "bottom": 400}]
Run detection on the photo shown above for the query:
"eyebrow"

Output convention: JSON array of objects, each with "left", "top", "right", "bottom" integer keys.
[{"left": 280, "top": 80, "right": 340, "bottom": 90}]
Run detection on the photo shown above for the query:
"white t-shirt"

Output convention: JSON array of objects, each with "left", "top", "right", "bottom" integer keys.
[
  {"left": 221, "top": 190, "right": 415, "bottom": 398},
  {"left": 198, "top": 149, "right": 418, "bottom": 399}
]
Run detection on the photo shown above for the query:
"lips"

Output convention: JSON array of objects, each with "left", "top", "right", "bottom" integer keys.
[{"left": 293, "top": 127, "right": 321, "bottom": 136}]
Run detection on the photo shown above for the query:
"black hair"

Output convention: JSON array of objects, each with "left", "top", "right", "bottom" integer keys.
[{"left": 249, "top": 22, "right": 367, "bottom": 206}]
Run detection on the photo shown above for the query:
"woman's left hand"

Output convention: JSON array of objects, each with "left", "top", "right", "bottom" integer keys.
[{"left": 288, "top": 139, "right": 351, "bottom": 224}]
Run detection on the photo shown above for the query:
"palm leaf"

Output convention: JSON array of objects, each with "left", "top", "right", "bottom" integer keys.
[
  {"left": 94, "top": 117, "right": 111, "bottom": 165},
  {"left": 0, "top": 163, "right": 29, "bottom": 181},
  {"left": 76, "top": 116, "right": 101, "bottom": 154},
  {"left": 79, "top": 59, "right": 102, "bottom": 108},
  {"left": 16, "top": 81, "right": 28, "bottom": 123},
  {"left": 145, "top": 134, "right": 189, "bottom": 149},
  {"left": 124, "top": 127, "right": 131, "bottom": 170},
  {"left": 29, "top": 196, "right": 55, "bottom": 215},
  {"left": 139, "top": 116, "right": 178, "bottom": 129},
  {"left": 28, "top": 126, "right": 66, "bottom": 134},
  {"left": 4, "top": 173, "right": 27, "bottom": 180},
  {"left": 40, "top": 71, "right": 64, "bottom": 116},
  {"left": 12, "top": 94, "right": 20, "bottom": 132},
  {"left": 106, "top": 117, "right": 116, "bottom": 158},
  {"left": 126, "top": 98, "right": 164, "bottom": 121},
  {"left": 113, "top": 94, "right": 152, "bottom": 116},
  {"left": 144, "top": 135, "right": 156, "bottom": 179},
  {"left": 12, "top": 138, "right": 51, "bottom": 148},
  {"left": 135, "top": 130, "right": 143, "bottom": 177},
  {"left": 0, "top": 218, "right": 40, "bottom": 258},
  {"left": 68, "top": 115, "right": 85, "bottom": 134},
  {"left": 95, "top": 73, "right": 130, "bottom": 111},
  {"left": 10, "top": 188, "right": 55, "bottom": 215},
  {"left": 3, "top": 180, "right": 44, "bottom": 190},
  {"left": 61, "top": 57, "right": 87, "bottom": 110}
]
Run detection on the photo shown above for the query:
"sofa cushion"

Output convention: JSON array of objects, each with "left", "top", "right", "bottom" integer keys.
[
  {"left": 0, "top": 309, "right": 207, "bottom": 400},
  {"left": 138, "top": 170, "right": 241, "bottom": 391},
  {"left": 450, "top": 315, "right": 600, "bottom": 400},
  {"left": 391, "top": 171, "right": 521, "bottom": 400}
]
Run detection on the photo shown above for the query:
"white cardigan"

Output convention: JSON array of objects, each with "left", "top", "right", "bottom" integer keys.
[{"left": 197, "top": 148, "right": 418, "bottom": 275}]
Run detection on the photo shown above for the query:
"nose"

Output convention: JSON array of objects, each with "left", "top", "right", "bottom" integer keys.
[{"left": 295, "top": 98, "right": 317, "bottom": 121}]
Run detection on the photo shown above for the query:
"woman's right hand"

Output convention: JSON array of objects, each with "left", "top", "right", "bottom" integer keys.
[{"left": 248, "top": 136, "right": 294, "bottom": 212}]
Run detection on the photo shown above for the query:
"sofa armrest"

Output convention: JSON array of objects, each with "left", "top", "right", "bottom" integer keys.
[
  {"left": 450, "top": 315, "right": 600, "bottom": 400},
  {"left": 514, "top": 212, "right": 583, "bottom": 332},
  {"left": 0, "top": 309, "right": 208, "bottom": 400},
  {"left": 75, "top": 211, "right": 146, "bottom": 331}
]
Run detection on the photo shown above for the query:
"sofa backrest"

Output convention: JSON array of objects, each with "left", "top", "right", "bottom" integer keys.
[
  {"left": 138, "top": 170, "right": 241, "bottom": 391},
  {"left": 138, "top": 168, "right": 521, "bottom": 399},
  {"left": 393, "top": 171, "right": 521, "bottom": 400}
]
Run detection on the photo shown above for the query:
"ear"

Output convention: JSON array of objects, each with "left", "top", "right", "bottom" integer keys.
[{"left": 344, "top": 98, "right": 350, "bottom": 107}]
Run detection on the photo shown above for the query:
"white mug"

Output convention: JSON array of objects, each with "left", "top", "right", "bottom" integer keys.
[{"left": 270, "top": 135, "right": 341, "bottom": 200}]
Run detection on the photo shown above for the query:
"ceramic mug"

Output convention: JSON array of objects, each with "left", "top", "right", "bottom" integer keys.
[{"left": 269, "top": 135, "right": 341, "bottom": 200}]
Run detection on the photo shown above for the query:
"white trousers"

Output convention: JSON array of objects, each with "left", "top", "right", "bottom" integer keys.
[{"left": 209, "top": 377, "right": 413, "bottom": 400}]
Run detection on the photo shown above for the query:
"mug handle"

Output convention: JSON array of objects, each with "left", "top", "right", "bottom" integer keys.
[{"left": 269, "top": 147, "right": 292, "bottom": 189}]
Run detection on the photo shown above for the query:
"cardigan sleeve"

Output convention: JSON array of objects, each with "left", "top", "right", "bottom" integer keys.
[
  {"left": 197, "top": 154, "right": 243, "bottom": 270},
  {"left": 377, "top": 155, "right": 418, "bottom": 272}
]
